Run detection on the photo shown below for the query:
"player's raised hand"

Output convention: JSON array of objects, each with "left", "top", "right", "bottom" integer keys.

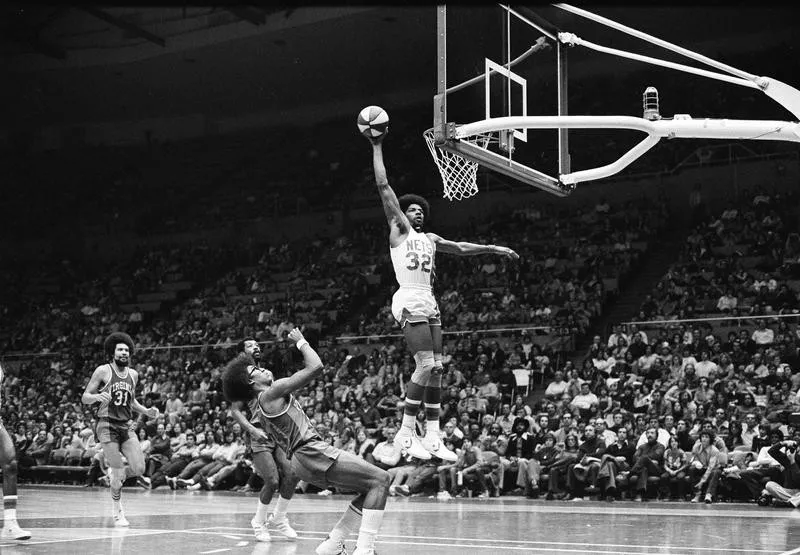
[
  {"left": 496, "top": 246, "right": 519, "bottom": 260},
  {"left": 96, "top": 391, "right": 112, "bottom": 404},
  {"left": 287, "top": 328, "right": 305, "bottom": 345},
  {"left": 147, "top": 407, "right": 160, "bottom": 420}
]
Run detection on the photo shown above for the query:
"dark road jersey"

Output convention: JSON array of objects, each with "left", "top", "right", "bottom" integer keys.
[
  {"left": 256, "top": 393, "right": 321, "bottom": 455},
  {"left": 96, "top": 364, "right": 135, "bottom": 423}
]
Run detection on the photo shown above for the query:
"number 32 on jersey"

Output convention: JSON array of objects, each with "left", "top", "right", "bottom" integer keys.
[{"left": 406, "top": 251, "right": 432, "bottom": 272}]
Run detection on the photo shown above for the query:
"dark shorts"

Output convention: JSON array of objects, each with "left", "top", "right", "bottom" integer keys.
[
  {"left": 290, "top": 440, "right": 340, "bottom": 487},
  {"left": 95, "top": 419, "right": 136, "bottom": 446},
  {"left": 248, "top": 429, "right": 278, "bottom": 454}
]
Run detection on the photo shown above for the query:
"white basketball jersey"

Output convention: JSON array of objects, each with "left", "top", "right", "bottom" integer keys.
[{"left": 390, "top": 228, "right": 436, "bottom": 289}]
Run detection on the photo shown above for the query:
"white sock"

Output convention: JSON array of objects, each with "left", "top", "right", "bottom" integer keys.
[
  {"left": 4, "top": 508, "right": 16, "bottom": 523},
  {"left": 272, "top": 495, "right": 291, "bottom": 521},
  {"left": 400, "top": 413, "right": 417, "bottom": 432},
  {"left": 427, "top": 419, "right": 440, "bottom": 436},
  {"left": 355, "top": 508, "right": 384, "bottom": 551},
  {"left": 329, "top": 504, "right": 362, "bottom": 542},
  {"left": 255, "top": 501, "right": 269, "bottom": 523}
]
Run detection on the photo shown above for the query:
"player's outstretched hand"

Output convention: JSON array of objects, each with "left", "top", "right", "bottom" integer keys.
[
  {"left": 147, "top": 407, "right": 161, "bottom": 420},
  {"left": 287, "top": 328, "right": 305, "bottom": 345},
  {"left": 96, "top": 391, "right": 112, "bottom": 404},
  {"left": 497, "top": 246, "right": 519, "bottom": 260}
]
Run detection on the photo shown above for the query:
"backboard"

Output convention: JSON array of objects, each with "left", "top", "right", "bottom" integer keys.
[{"left": 431, "top": 4, "right": 573, "bottom": 198}]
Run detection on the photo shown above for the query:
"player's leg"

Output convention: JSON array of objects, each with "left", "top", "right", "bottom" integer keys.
[
  {"left": 119, "top": 430, "right": 146, "bottom": 479},
  {"left": 268, "top": 446, "right": 298, "bottom": 539},
  {"left": 397, "top": 320, "right": 434, "bottom": 460},
  {"left": 420, "top": 322, "right": 456, "bottom": 461},
  {"left": 99, "top": 439, "right": 128, "bottom": 526},
  {"left": 250, "top": 450, "right": 278, "bottom": 541},
  {"left": 0, "top": 424, "right": 30, "bottom": 540},
  {"left": 317, "top": 451, "right": 391, "bottom": 555}
]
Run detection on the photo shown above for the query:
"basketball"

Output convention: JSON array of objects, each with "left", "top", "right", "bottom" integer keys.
[{"left": 357, "top": 105, "right": 389, "bottom": 139}]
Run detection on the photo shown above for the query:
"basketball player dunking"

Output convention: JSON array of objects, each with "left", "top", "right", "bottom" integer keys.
[
  {"left": 0, "top": 363, "right": 30, "bottom": 541},
  {"left": 367, "top": 133, "right": 518, "bottom": 462},
  {"left": 222, "top": 328, "right": 390, "bottom": 555},
  {"left": 81, "top": 332, "right": 159, "bottom": 527},
  {"left": 230, "top": 338, "right": 298, "bottom": 542}
]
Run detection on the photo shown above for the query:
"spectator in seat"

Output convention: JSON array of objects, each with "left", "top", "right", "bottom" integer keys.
[
  {"left": 636, "top": 417, "right": 670, "bottom": 449},
  {"left": 505, "top": 418, "right": 536, "bottom": 495},
  {"left": 761, "top": 439, "right": 800, "bottom": 507},
  {"left": 566, "top": 424, "right": 606, "bottom": 501},
  {"left": 737, "top": 429, "right": 785, "bottom": 502},
  {"left": 544, "top": 371, "right": 569, "bottom": 406},
  {"left": 545, "top": 433, "right": 581, "bottom": 500},
  {"left": 367, "top": 424, "right": 402, "bottom": 471},
  {"left": 169, "top": 431, "right": 222, "bottom": 488},
  {"left": 164, "top": 391, "right": 186, "bottom": 426},
  {"left": 570, "top": 382, "right": 599, "bottom": 421},
  {"left": 27, "top": 429, "right": 53, "bottom": 468},
  {"left": 527, "top": 433, "right": 560, "bottom": 498},
  {"left": 146, "top": 423, "right": 172, "bottom": 478},
  {"left": 437, "top": 436, "right": 481, "bottom": 500},
  {"left": 717, "top": 289, "right": 739, "bottom": 313},
  {"left": 752, "top": 320, "right": 775, "bottom": 346},
  {"left": 660, "top": 435, "right": 690, "bottom": 500},
  {"left": 689, "top": 430, "right": 722, "bottom": 504},
  {"left": 144, "top": 432, "right": 200, "bottom": 489},
  {"left": 628, "top": 426, "right": 665, "bottom": 501},
  {"left": 597, "top": 426, "right": 635, "bottom": 501}
]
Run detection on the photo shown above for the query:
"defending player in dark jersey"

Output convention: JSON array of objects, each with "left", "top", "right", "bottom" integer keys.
[
  {"left": 222, "top": 328, "right": 390, "bottom": 555},
  {"left": 0, "top": 363, "right": 30, "bottom": 541},
  {"left": 81, "top": 332, "right": 160, "bottom": 527},
  {"left": 229, "top": 338, "right": 298, "bottom": 542}
]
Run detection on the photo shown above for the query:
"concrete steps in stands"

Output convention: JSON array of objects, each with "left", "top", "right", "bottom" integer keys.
[{"left": 566, "top": 228, "right": 687, "bottom": 368}]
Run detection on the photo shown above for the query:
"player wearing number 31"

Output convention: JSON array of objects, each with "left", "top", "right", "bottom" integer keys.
[
  {"left": 82, "top": 332, "right": 160, "bottom": 527},
  {"left": 367, "top": 130, "right": 519, "bottom": 463}
]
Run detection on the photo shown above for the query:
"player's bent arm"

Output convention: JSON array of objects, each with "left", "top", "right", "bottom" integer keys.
[
  {"left": 231, "top": 404, "right": 259, "bottom": 435},
  {"left": 428, "top": 233, "right": 518, "bottom": 258},
  {"left": 372, "top": 143, "right": 410, "bottom": 236},
  {"left": 81, "top": 366, "right": 109, "bottom": 405},
  {"left": 261, "top": 343, "right": 324, "bottom": 402}
]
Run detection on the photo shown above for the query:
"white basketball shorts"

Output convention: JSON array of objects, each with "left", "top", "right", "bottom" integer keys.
[{"left": 391, "top": 287, "right": 441, "bottom": 328}]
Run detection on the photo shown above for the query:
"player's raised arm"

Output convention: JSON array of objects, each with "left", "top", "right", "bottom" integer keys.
[
  {"left": 81, "top": 365, "right": 111, "bottom": 405},
  {"left": 427, "top": 232, "right": 519, "bottom": 259},
  {"left": 261, "top": 328, "right": 323, "bottom": 402},
  {"left": 371, "top": 139, "right": 410, "bottom": 240}
]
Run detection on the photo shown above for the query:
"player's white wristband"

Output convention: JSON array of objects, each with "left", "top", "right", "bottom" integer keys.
[{"left": 295, "top": 339, "right": 309, "bottom": 351}]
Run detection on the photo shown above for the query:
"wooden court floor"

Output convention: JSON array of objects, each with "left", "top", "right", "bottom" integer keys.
[{"left": 2, "top": 485, "right": 800, "bottom": 554}]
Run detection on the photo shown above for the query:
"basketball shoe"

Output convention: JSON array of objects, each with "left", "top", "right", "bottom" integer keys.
[
  {"left": 113, "top": 504, "right": 130, "bottom": 527},
  {"left": 315, "top": 535, "right": 348, "bottom": 555},
  {"left": 1, "top": 522, "right": 31, "bottom": 540},
  {"left": 394, "top": 427, "right": 430, "bottom": 460},
  {"left": 268, "top": 513, "right": 298, "bottom": 540},
  {"left": 420, "top": 434, "right": 456, "bottom": 462},
  {"left": 251, "top": 516, "right": 270, "bottom": 542}
]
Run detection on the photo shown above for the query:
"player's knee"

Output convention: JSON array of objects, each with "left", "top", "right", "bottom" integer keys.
[
  {"left": 413, "top": 350, "right": 435, "bottom": 370},
  {"left": 373, "top": 469, "right": 392, "bottom": 491},
  {"left": 130, "top": 460, "right": 145, "bottom": 477}
]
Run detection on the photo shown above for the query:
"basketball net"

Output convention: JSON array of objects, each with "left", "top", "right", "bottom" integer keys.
[{"left": 423, "top": 128, "right": 489, "bottom": 201}]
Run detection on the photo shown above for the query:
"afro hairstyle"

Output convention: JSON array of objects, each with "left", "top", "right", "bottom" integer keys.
[
  {"left": 104, "top": 332, "right": 135, "bottom": 359},
  {"left": 398, "top": 194, "right": 430, "bottom": 221},
  {"left": 222, "top": 353, "right": 257, "bottom": 404}
]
